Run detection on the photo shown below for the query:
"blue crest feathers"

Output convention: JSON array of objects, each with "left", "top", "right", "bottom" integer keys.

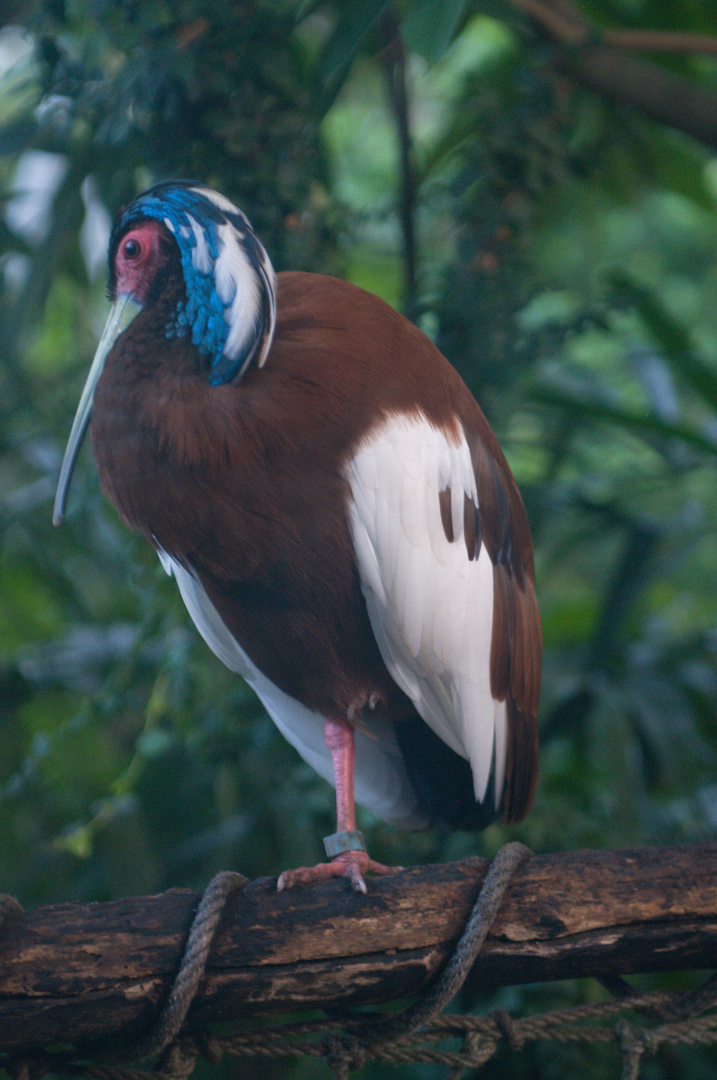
[{"left": 113, "top": 181, "right": 277, "bottom": 385}]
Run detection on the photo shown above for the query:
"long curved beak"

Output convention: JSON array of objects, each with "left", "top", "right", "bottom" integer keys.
[{"left": 53, "top": 294, "right": 143, "bottom": 526}]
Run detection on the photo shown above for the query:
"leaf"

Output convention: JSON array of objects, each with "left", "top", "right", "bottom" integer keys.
[
  {"left": 631, "top": 348, "right": 681, "bottom": 424},
  {"left": 590, "top": 522, "right": 659, "bottom": 667},
  {"left": 136, "top": 728, "right": 174, "bottom": 758},
  {"left": 54, "top": 822, "right": 95, "bottom": 858},
  {"left": 626, "top": 670, "right": 712, "bottom": 785},
  {"left": 630, "top": 125, "right": 715, "bottom": 212},
  {"left": 401, "top": 0, "right": 468, "bottom": 65},
  {"left": 317, "top": 0, "right": 391, "bottom": 86},
  {"left": 0, "top": 117, "right": 38, "bottom": 155},
  {"left": 533, "top": 376, "right": 717, "bottom": 458},
  {"left": 612, "top": 270, "right": 691, "bottom": 355},
  {"left": 611, "top": 270, "right": 717, "bottom": 414}
]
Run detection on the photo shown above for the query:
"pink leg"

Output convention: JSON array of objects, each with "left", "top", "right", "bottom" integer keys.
[
  {"left": 327, "top": 714, "right": 358, "bottom": 833},
  {"left": 276, "top": 717, "right": 400, "bottom": 893}
]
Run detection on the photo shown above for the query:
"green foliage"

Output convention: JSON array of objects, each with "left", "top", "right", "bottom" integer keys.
[{"left": 1, "top": 1, "right": 717, "bottom": 1077}]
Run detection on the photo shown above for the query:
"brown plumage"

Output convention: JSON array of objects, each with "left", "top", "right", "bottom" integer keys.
[{"left": 54, "top": 182, "right": 540, "bottom": 890}]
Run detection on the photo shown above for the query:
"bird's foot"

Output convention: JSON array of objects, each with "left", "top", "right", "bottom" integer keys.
[{"left": 277, "top": 849, "right": 400, "bottom": 894}]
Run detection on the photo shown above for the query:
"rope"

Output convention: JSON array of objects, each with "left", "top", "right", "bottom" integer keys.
[
  {"left": 127, "top": 840, "right": 527, "bottom": 1076},
  {"left": 131, "top": 870, "right": 249, "bottom": 1062},
  {"left": 0, "top": 846, "right": 527, "bottom": 1079},
  {"left": 3, "top": 847, "right": 717, "bottom": 1080},
  {"left": 9, "top": 987, "right": 715, "bottom": 1080},
  {"left": 1, "top": 873, "right": 248, "bottom": 1080},
  {"left": 180, "top": 982, "right": 717, "bottom": 1076},
  {"left": 322, "top": 840, "right": 531, "bottom": 1077},
  {"left": 373, "top": 841, "right": 531, "bottom": 1039}
]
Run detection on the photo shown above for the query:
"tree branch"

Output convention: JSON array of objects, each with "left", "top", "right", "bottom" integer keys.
[
  {"left": 603, "top": 29, "right": 717, "bottom": 57},
  {"left": 1, "top": 842, "right": 717, "bottom": 1054},
  {"left": 506, "top": 0, "right": 717, "bottom": 149}
]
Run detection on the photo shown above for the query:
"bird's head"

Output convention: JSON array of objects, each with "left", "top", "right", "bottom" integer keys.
[{"left": 53, "top": 181, "right": 277, "bottom": 525}]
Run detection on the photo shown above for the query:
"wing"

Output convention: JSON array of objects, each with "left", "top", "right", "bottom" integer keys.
[
  {"left": 345, "top": 409, "right": 540, "bottom": 820},
  {"left": 157, "top": 550, "right": 429, "bottom": 830}
]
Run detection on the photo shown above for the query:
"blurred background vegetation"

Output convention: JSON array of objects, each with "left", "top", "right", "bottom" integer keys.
[{"left": 2, "top": 0, "right": 717, "bottom": 1076}]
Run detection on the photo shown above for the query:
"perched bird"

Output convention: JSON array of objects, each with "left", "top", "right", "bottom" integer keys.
[{"left": 54, "top": 181, "right": 540, "bottom": 892}]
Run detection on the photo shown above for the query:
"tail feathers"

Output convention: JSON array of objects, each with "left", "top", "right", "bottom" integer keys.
[{"left": 394, "top": 717, "right": 500, "bottom": 831}]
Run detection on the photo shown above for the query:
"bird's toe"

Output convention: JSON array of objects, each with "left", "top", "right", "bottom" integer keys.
[{"left": 276, "top": 850, "right": 401, "bottom": 892}]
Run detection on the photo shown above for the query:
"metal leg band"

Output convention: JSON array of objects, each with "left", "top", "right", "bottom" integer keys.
[{"left": 323, "top": 829, "right": 367, "bottom": 859}]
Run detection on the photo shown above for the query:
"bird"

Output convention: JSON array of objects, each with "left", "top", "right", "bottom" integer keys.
[{"left": 53, "top": 180, "right": 541, "bottom": 893}]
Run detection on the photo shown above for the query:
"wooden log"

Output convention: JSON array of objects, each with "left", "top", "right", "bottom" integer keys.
[{"left": 1, "top": 842, "right": 716, "bottom": 1054}]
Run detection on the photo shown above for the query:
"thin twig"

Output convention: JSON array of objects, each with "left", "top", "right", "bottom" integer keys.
[
  {"left": 604, "top": 29, "right": 717, "bottom": 56},
  {"left": 504, "top": 0, "right": 717, "bottom": 149},
  {"left": 507, "top": 0, "right": 717, "bottom": 55}
]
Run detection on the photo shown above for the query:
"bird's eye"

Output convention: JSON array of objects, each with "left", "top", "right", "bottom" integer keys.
[{"left": 123, "top": 238, "right": 141, "bottom": 260}]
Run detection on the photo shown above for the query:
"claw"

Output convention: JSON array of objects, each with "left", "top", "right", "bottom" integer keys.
[
  {"left": 277, "top": 850, "right": 400, "bottom": 892},
  {"left": 277, "top": 716, "right": 403, "bottom": 893}
]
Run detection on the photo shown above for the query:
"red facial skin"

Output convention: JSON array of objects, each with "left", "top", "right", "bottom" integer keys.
[{"left": 114, "top": 220, "right": 172, "bottom": 304}]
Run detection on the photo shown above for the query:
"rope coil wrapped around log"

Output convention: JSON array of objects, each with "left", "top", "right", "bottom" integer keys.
[{"left": 3, "top": 842, "right": 717, "bottom": 1079}]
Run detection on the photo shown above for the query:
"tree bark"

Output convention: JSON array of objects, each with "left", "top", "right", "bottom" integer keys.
[
  {"left": 1, "top": 842, "right": 716, "bottom": 1054},
  {"left": 506, "top": 0, "right": 717, "bottom": 149},
  {"left": 559, "top": 45, "right": 717, "bottom": 149}
]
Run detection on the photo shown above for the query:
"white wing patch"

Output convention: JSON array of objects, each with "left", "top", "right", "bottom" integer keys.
[
  {"left": 158, "top": 551, "right": 428, "bottom": 830},
  {"left": 346, "top": 412, "right": 507, "bottom": 808}
]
